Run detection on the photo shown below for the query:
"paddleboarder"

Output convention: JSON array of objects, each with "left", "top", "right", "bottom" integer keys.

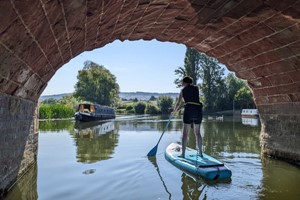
[{"left": 172, "top": 76, "right": 203, "bottom": 158}]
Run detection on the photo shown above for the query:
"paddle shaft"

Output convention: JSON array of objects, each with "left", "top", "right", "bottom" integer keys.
[{"left": 155, "top": 116, "right": 173, "bottom": 146}]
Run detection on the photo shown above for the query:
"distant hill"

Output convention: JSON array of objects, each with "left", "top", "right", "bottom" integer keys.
[
  {"left": 120, "top": 92, "right": 179, "bottom": 100},
  {"left": 39, "top": 93, "right": 72, "bottom": 100},
  {"left": 40, "top": 92, "right": 179, "bottom": 101}
]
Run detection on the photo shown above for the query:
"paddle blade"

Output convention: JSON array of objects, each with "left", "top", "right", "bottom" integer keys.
[{"left": 147, "top": 145, "right": 158, "bottom": 157}]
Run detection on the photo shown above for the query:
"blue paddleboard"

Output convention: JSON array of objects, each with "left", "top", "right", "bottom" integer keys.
[{"left": 165, "top": 143, "right": 232, "bottom": 180}]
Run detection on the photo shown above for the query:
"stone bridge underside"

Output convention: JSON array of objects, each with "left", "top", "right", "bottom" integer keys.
[{"left": 1, "top": 0, "right": 300, "bottom": 194}]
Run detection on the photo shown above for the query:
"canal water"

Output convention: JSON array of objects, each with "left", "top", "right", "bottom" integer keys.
[{"left": 2, "top": 115, "right": 300, "bottom": 200}]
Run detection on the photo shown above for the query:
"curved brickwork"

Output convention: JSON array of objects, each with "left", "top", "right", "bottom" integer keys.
[{"left": 1, "top": 0, "right": 300, "bottom": 194}]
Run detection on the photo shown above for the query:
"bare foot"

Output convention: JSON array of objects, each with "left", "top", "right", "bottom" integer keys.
[{"left": 198, "top": 151, "right": 203, "bottom": 158}]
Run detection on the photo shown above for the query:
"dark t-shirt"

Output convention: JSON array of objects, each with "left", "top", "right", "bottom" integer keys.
[
  {"left": 182, "top": 85, "right": 202, "bottom": 124},
  {"left": 182, "top": 85, "right": 200, "bottom": 104}
]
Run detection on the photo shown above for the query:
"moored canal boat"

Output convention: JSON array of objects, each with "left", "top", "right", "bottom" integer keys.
[
  {"left": 75, "top": 103, "right": 115, "bottom": 122},
  {"left": 241, "top": 109, "right": 259, "bottom": 118}
]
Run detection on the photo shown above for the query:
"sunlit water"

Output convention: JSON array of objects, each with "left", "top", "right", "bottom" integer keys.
[{"left": 2, "top": 116, "right": 300, "bottom": 200}]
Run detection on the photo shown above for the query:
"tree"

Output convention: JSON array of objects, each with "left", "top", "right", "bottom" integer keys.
[
  {"left": 225, "top": 73, "right": 247, "bottom": 109},
  {"left": 198, "top": 52, "right": 225, "bottom": 112},
  {"left": 42, "top": 98, "right": 58, "bottom": 105},
  {"left": 134, "top": 102, "right": 146, "bottom": 114},
  {"left": 234, "top": 86, "right": 254, "bottom": 109},
  {"left": 145, "top": 103, "right": 159, "bottom": 114},
  {"left": 174, "top": 47, "right": 201, "bottom": 87},
  {"left": 58, "top": 95, "right": 80, "bottom": 110},
  {"left": 149, "top": 95, "right": 157, "bottom": 101},
  {"left": 74, "top": 61, "right": 120, "bottom": 106},
  {"left": 157, "top": 96, "right": 173, "bottom": 114}
]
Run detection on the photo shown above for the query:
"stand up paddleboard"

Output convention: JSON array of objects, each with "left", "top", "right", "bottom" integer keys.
[{"left": 165, "top": 143, "right": 232, "bottom": 180}]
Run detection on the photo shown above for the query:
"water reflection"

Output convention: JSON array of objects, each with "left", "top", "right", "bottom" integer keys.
[
  {"left": 201, "top": 119, "right": 261, "bottom": 156},
  {"left": 72, "top": 121, "right": 119, "bottom": 163},
  {"left": 259, "top": 156, "right": 300, "bottom": 200},
  {"left": 242, "top": 117, "right": 260, "bottom": 127},
  {"left": 148, "top": 157, "right": 172, "bottom": 200},
  {"left": 2, "top": 116, "right": 300, "bottom": 200},
  {"left": 1, "top": 164, "right": 37, "bottom": 200},
  {"left": 39, "top": 119, "right": 74, "bottom": 131},
  {"left": 116, "top": 115, "right": 182, "bottom": 132},
  {"left": 181, "top": 173, "right": 205, "bottom": 200}
]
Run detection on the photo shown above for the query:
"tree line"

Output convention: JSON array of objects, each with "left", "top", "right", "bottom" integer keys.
[
  {"left": 40, "top": 48, "right": 255, "bottom": 119},
  {"left": 174, "top": 47, "right": 254, "bottom": 113}
]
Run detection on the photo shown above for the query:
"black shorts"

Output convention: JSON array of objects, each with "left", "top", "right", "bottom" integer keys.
[{"left": 183, "top": 104, "right": 203, "bottom": 124}]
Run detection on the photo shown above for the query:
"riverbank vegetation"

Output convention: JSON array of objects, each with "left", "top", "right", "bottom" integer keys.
[
  {"left": 40, "top": 48, "right": 254, "bottom": 119},
  {"left": 174, "top": 47, "right": 254, "bottom": 113}
]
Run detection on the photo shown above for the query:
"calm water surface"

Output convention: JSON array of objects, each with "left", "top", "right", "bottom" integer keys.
[{"left": 3, "top": 115, "right": 300, "bottom": 200}]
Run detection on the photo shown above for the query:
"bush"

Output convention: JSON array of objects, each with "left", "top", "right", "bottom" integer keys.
[
  {"left": 145, "top": 103, "right": 159, "bottom": 114},
  {"left": 134, "top": 102, "right": 146, "bottom": 114},
  {"left": 157, "top": 96, "right": 174, "bottom": 114},
  {"left": 126, "top": 105, "right": 134, "bottom": 111},
  {"left": 39, "top": 104, "right": 75, "bottom": 119}
]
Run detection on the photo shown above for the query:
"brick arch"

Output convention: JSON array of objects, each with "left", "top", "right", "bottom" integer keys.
[{"left": 1, "top": 0, "right": 300, "bottom": 194}]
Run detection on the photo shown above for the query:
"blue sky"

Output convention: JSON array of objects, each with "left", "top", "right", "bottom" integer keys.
[
  {"left": 42, "top": 39, "right": 228, "bottom": 95},
  {"left": 42, "top": 40, "right": 187, "bottom": 95}
]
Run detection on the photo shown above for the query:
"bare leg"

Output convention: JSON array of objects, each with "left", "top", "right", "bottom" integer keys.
[
  {"left": 193, "top": 123, "right": 203, "bottom": 156},
  {"left": 180, "top": 123, "right": 190, "bottom": 157}
]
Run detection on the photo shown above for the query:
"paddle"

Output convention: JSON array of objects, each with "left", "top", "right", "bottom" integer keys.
[{"left": 147, "top": 115, "right": 173, "bottom": 157}]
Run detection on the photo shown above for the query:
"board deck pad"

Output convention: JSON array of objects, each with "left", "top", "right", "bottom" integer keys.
[
  {"left": 174, "top": 147, "right": 224, "bottom": 167},
  {"left": 165, "top": 143, "right": 232, "bottom": 180}
]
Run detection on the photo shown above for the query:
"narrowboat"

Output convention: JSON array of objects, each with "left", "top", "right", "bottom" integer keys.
[
  {"left": 75, "top": 103, "right": 115, "bottom": 122},
  {"left": 241, "top": 109, "right": 259, "bottom": 118}
]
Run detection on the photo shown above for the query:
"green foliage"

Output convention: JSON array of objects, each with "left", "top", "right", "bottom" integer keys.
[
  {"left": 57, "top": 95, "right": 81, "bottom": 109},
  {"left": 198, "top": 52, "right": 225, "bottom": 112},
  {"left": 134, "top": 102, "right": 146, "bottom": 114},
  {"left": 145, "top": 103, "right": 159, "bottom": 114},
  {"left": 234, "top": 86, "right": 254, "bottom": 109},
  {"left": 39, "top": 104, "right": 75, "bottom": 119},
  {"left": 174, "top": 47, "right": 201, "bottom": 87},
  {"left": 132, "top": 98, "right": 139, "bottom": 102},
  {"left": 42, "top": 98, "right": 58, "bottom": 104},
  {"left": 174, "top": 47, "right": 255, "bottom": 113},
  {"left": 157, "top": 96, "right": 173, "bottom": 114},
  {"left": 225, "top": 73, "right": 247, "bottom": 105},
  {"left": 149, "top": 95, "right": 157, "bottom": 101},
  {"left": 74, "top": 61, "right": 120, "bottom": 106},
  {"left": 125, "top": 105, "right": 134, "bottom": 111}
]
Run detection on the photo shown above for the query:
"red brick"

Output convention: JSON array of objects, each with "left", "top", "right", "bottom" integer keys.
[
  {"left": 235, "top": 70, "right": 257, "bottom": 80},
  {"left": 265, "top": 0, "right": 296, "bottom": 11},
  {"left": 284, "top": 1, "right": 300, "bottom": 18},
  {"left": 238, "top": 23, "right": 275, "bottom": 44},
  {"left": 252, "top": 88, "right": 265, "bottom": 97},
  {"left": 264, "top": 13, "right": 297, "bottom": 32},
  {"left": 288, "top": 70, "right": 300, "bottom": 82},
  {"left": 263, "top": 86, "right": 281, "bottom": 96},
  {"left": 248, "top": 77, "right": 272, "bottom": 88},
  {"left": 0, "top": 1, "right": 18, "bottom": 34},
  {"left": 277, "top": 83, "right": 300, "bottom": 94},
  {"left": 253, "top": 86, "right": 281, "bottom": 96},
  {"left": 268, "top": 95, "right": 291, "bottom": 104},
  {"left": 269, "top": 25, "right": 300, "bottom": 45},
  {"left": 253, "top": 61, "right": 295, "bottom": 77},
  {"left": 267, "top": 74, "right": 294, "bottom": 85},
  {"left": 255, "top": 96, "right": 269, "bottom": 105},
  {"left": 289, "top": 93, "right": 300, "bottom": 102},
  {"left": 247, "top": 38, "right": 277, "bottom": 55},
  {"left": 287, "top": 41, "right": 300, "bottom": 55}
]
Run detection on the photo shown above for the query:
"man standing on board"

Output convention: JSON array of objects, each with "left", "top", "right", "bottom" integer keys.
[{"left": 172, "top": 76, "right": 203, "bottom": 157}]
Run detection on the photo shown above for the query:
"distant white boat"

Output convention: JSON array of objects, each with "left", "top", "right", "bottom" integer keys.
[{"left": 241, "top": 109, "right": 259, "bottom": 118}]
